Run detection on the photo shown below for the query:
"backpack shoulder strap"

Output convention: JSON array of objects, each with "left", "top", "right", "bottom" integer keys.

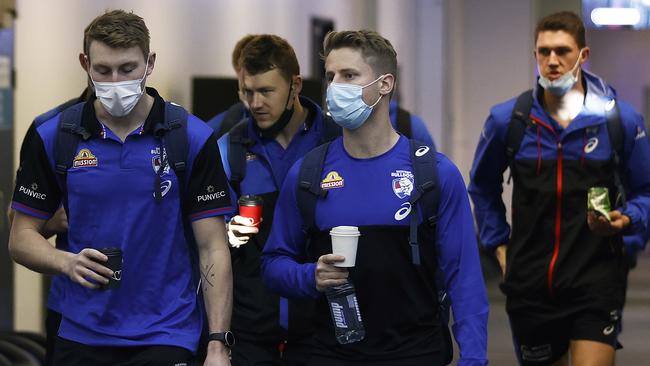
[
  {"left": 605, "top": 100, "right": 627, "bottom": 206},
  {"left": 407, "top": 140, "right": 439, "bottom": 265},
  {"left": 505, "top": 89, "right": 534, "bottom": 183},
  {"left": 55, "top": 103, "right": 88, "bottom": 176},
  {"left": 407, "top": 139, "right": 452, "bottom": 364},
  {"left": 395, "top": 107, "right": 412, "bottom": 138},
  {"left": 217, "top": 102, "right": 247, "bottom": 138},
  {"left": 320, "top": 115, "right": 342, "bottom": 144},
  {"left": 162, "top": 102, "right": 189, "bottom": 177},
  {"left": 228, "top": 119, "right": 253, "bottom": 196},
  {"left": 297, "top": 142, "right": 332, "bottom": 234}
]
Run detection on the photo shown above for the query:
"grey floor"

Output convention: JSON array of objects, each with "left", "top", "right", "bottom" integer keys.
[{"left": 454, "top": 250, "right": 650, "bottom": 365}]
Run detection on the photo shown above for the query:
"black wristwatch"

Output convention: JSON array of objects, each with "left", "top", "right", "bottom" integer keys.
[{"left": 208, "top": 331, "right": 235, "bottom": 347}]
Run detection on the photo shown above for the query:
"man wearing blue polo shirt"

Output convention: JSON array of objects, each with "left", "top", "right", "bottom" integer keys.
[
  {"left": 9, "top": 10, "right": 233, "bottom": 366},
  {"left": 261, "top": 29, "right": 488, "bottom": 366}
]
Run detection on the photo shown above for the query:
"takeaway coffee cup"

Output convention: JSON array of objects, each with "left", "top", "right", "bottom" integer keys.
[
  {"left": 238, "top": 195, "right": 263, "bottom": 227},
  {"left": 329, "top": 226, "right": 361, "bottom": 267},
  {"left": 99, "top": 247, "right": 123, "bottom": 289}
]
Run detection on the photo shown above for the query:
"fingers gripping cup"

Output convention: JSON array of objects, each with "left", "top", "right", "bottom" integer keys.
[
  {"left": 100, "top": 247, "right": 123, "bottom": 289},
  {"left": 330, "top": 226, "right": 361, "bottom": 267},
  {"left": 238, "top": 195, "right": 264, "bottom": 227}
]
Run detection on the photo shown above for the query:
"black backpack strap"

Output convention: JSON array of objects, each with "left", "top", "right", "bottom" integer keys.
[
  {"left": 297, "top": 142, "right": 332, "bottom": 234},
  {"left": 55, "top": 103, "right": 89, "bottom": 176},
  {"left": 605, "top": 100, "right": 627, "bottom": 207},
  {"left": 505, "top": 89, "right": 534, "bottom": 183},
  {"left": 320, "top": 116, "right": 342, "bottom": 144},
  {"left": 162, "top": 102, "right": 189, "bottom": 176},
  {"left": 216, "top": 102, "right": 247, "bottom": 138},
  {"left": 151, "top": 102, "right": 188, "bottom": 203},
  {"left": 227, "top": 120, "right": 254, "bottom": 197},
  {"left": 407, "top": 140, "right": 439, "bottom": 266},
  {"left": 407, "top": 139, "right": 451, "bottom": 364},
  {"left": 395, "top": 107, "right": 412, "bottom": 138}
]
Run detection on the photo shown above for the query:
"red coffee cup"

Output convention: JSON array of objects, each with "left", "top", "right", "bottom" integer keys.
[{"left": 238, "top": 195, "right": 263, "bottom": 227}]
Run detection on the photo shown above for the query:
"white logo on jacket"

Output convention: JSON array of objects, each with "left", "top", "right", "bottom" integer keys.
[
  {"left": 415, "top": 146, "right": 429, "bottom": 157},
  {"left": 584, "top": 137, "right": 599, "bottom": 153}
]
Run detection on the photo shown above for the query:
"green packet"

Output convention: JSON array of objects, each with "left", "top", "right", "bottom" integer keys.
[{"left": 588, "top": 187, "right": 612, "bottom": 221}]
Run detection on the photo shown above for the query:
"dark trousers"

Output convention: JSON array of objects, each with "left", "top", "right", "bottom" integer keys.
[
  {"left": 230, "top": 339, "right": 311, "bottom": 366},
  {"left": 308, "top": 352, "right": 445, "bottom": 366},
  {"left": 54, "top": 337, "right": 193, "bottom": 366},
  {"left": 45, "top": 309, "right": 62, "bottom": 366}
]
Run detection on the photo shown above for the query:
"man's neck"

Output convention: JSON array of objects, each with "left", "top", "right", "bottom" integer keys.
[
  {"left": 543, "top": 74, "right": 585, "bottom": 128},
  {"left": 95, "top": 93, "right": 154, "bottom": 141},
  {"left": 275, "top": 98, "right": 306, "bottom": 149},
  {"left": 342, "top": 105, "right": 400, "bottom": 159}
]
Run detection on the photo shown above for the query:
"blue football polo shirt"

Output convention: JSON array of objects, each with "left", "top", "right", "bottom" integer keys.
[{"left": 12, "top": 88, "right": 233, "bottom": 351}]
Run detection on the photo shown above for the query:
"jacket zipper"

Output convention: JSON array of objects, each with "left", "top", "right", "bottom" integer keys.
[{"left": 530, "top": 115, "right": 562, "bottom": 296}]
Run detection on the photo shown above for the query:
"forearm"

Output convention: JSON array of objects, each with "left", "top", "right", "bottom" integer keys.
[
  {"left": 9, "top": 222, "right": 70, "bottom": 275},
  {"left": 199, "top": 243, "right": 233, "bottom": 333},
  {"left": 261, "top": 255, "right": 320, "bottom": 299}
]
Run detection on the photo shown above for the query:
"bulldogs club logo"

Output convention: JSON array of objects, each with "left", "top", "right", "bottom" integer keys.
[{"left": 391, "top": 170, "right": 414, "bottom": 199}]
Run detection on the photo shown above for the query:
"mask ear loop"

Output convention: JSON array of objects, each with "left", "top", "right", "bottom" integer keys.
[{"left": 362, "top": 74, "right": 387, "bottom": 108}]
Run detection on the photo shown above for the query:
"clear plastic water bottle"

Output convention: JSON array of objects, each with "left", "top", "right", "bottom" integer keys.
[{"left": 325, "top": 281, "right": 365, "bottom": 344}]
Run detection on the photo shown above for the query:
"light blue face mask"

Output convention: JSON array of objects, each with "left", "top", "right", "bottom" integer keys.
[
  {"left": 326, "top": 75, "right": 385, "bottom": 130},
  {"left": 537, "top": 49, "right": 583, "bottom": 96}
]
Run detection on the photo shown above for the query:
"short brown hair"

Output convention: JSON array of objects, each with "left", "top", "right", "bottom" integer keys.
[
  {"left": 231, "top": 34, "right": 257, "bottom": 72},
  {"left": 239, "top": 34, "right": 300, "bottom": 83},
  {"left": 322, "top": 30, "right": 397, "bottom": 79},
  {"left": 535, "top": 11, "right": 586, "bottom": 49},
  {"left": 84, "top": 10, "right": 150, "bottom": 61}
]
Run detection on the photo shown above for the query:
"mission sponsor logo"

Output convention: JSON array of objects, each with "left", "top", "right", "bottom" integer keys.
[
  {"left": 73, "top": 149, "right": 98, "bottom": 168},
  {"left": 320, "top": 171, "right": 344, "bottom": 190},
  {"left": 19, "top": 182, "right": 46, "bottom": 200},
  {"left": 197, "top": 185, "right": 226, "bottom": 202}
]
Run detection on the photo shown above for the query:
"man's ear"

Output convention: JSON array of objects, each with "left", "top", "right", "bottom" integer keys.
[
  {"left": 79, "top": 53, "right": 88, "bottom": 72},
  {"left": 379, "top": 73, "right": 395, "bottom": 96},
  {"left": 146, "top": 52, "right": 156, "bottom": 76},
  {"left": 579, "top": 47, "right": 590, "bottom": 65},
  {"left": 293, "top": 75, "right": 303, "bottom": 96}
]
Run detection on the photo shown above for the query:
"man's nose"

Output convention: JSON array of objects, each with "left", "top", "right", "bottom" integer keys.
[{"left": 250, "top": 93, "right": 263, "bottom": 109}]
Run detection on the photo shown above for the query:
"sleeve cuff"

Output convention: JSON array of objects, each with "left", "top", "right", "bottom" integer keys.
[
  {"left": 189, "top": 206, "right": 234, "bottom": 221},
  {"left": 11, "top": 201, "right": 52, "bottom": 220}
]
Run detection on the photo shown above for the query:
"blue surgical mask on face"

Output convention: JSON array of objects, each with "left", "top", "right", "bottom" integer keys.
[
  {"left": 326, "top": 74, "right": 386, "bottom": 130},
  {"left": 537, "top": 49, "right": 583, "bottom": 97}
]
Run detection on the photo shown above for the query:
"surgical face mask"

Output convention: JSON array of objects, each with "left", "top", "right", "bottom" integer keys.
[
  {"left": 89, "top": 56, "right": 149, "bottom": 117},
  {"left": 326, "top": 74, "right": 385, "bottom": 130},
  {"left": 537, "top": 49, "right": 583, "bottom": 97}
]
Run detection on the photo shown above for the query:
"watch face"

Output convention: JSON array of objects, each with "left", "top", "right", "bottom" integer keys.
[{"left": 224, "top": 331, "right": 235, "bottom": 346}]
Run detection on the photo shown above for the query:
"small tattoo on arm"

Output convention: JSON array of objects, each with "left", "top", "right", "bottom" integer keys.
[{"left": 201, "top": 263, "right": 215, "bottom": 290}]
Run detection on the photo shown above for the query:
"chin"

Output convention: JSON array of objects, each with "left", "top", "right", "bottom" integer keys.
[{"left": 255, "top": 120, "right": 275, "bottom": 129}]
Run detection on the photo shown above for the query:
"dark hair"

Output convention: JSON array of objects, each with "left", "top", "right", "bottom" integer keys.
[
  {"left": 84, "top": 10, "right": 150, "bottom": 60},
  {"left": 231, "top": 34, "right": 257, "bottom": 72},
  {"left": 535, "top": 11, "right": 586, "bottom": 48},
  {"left": 322, "top": 29, "right": 397, "bottom": 78},
  {"left": 239, "top": 34, "right": 299, "bottom": 82}
]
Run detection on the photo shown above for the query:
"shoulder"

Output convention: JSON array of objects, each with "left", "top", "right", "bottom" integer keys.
[
  {"left": 616, "top": 99, "right": 644, "bottom": 127},
  {"left": 488, "top": 96, "right": 518, "bottom": 126}
]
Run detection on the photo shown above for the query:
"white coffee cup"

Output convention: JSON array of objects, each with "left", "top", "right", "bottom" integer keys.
[{"left": 330, "top": 226, "right": 361, "bottom": 267}]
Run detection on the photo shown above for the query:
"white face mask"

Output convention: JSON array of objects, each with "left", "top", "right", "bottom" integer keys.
[
  {"left": 537, "top": 49, "right": 583, "bottom": 97},
  {"left": 89, "top": 56, "right": 149, "bottom": 117},
  {"left": 326, "top": 74, "right": 385, "bottom": 130}
]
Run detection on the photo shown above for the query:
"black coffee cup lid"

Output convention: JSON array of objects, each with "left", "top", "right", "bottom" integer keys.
[
  {"left": 238, "top": 195, "right": 263, "bottom": 206},
  {"left": 99, "top": 247, "right": 122, "bottom": 256}
]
